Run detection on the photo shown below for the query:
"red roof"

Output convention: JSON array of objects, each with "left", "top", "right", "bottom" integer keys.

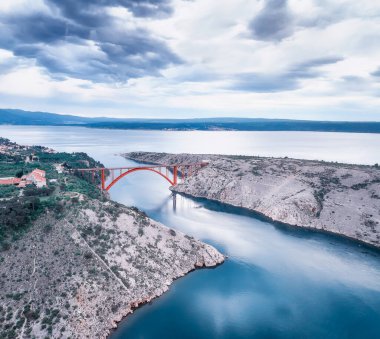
[
  {"left": 32, "top": 173, "right": 46, "bottom": 183},
  {"left": 31, "top": 169, "right": 46, "bottom": 177},
  {"left": 0, "top": 168, "right": 47, "bottom": 187},
  {"left": 0, "top": 178, "right": 21, "bottom": 185}
]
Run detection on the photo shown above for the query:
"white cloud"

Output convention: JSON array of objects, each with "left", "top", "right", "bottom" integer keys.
[{"left": 0, "top": 0, "right": 379, "bottom": 120}]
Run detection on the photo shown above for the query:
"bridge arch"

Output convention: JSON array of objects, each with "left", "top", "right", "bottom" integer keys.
[{"left": 105, "top": 167, "right": 176, "bottom": 191}]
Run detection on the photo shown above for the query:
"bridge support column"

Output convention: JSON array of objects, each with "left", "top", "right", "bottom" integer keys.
[
  {"left": 173, "top": 166, "right": 178, "bottom": 185},
  {"left": 101, "top": 169, "right": 105, "bottom": 190}
]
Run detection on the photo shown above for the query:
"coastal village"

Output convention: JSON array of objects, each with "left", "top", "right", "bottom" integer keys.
[
  {"left": 0, "top": 139, "right": 59, "bottom": 190},
  {"left": 0, "top": 168, "right": 47, "bottom": 188}
]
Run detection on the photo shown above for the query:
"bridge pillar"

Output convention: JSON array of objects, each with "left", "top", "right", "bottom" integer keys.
[
  {"left": 173, "top": 166, "right": 178, "bottom": 185},
  {"left": 101, "top": 169, "right": 105, "bottom": 190}
]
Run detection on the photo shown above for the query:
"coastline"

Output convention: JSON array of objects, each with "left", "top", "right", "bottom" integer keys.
[
  {"left": 0, "top": 140, "right": 225, "bottom": 338},
  {"left": 0, "top": 196, "right": 225, "bottom": 338},
  {"left": 123, "top": 152, "right": 380, "bottom": 249},
  {"left": 108, "top": 259, "right": 224, "bottom": 338},
  {"left": 171, "top": 190, "right": 380, "bottom": 254}
]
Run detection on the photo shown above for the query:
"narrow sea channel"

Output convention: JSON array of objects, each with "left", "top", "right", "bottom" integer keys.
[{"left": 2, "top": 126, "right": 380, "bottom": 338}]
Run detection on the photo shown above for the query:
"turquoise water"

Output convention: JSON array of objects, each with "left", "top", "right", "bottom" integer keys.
[
  {"left": 110, "top": 193, "right": 380, "bottom": 339},
  {"left": 2, "top": 126, "right": 380, "bottom": 338}
]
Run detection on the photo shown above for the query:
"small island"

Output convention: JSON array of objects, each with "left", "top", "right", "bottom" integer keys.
[{"left": 0, "top": 139, "right": 224, "bottom": 338}]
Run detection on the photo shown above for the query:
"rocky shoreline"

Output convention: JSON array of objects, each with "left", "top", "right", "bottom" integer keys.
[
  {"left": 0, "top": 197, "right": 224, "bottom": 338},
  {"left": 124, "top": 152, "right": 380, "bottom": 249},
  {"left": 0, "top": 140, "right": 224, "bottom": 339}
]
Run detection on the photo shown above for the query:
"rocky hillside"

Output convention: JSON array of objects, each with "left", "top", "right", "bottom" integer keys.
[
  {"left": 125, "top": 152, "right": 380, "bottom": 248},
  {"left": 0, "top": 197, "right": 223, "bottom": 338},
  {"left": 0, "top": 140, "right": 224, "bottom": 338}
]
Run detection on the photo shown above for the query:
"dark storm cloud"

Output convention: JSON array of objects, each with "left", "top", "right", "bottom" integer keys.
[
  {"left": 248, "top": 0, "right": 348, "bottom": 43},
  {"left": 48, "top": 0, "right": 173, "bottom": 20},
  {"left": 249, "top": 0, "right": 293, "bottom": 42},
  {"left": 118, "top": 0, "right": 173, "bottom": 17},
  {"left": 0, "top": 12, "right": 89, "bottom": 49},
  {"left": 0, "top": 0, "right": 179, "bottom": 83},
  {"left": 230, "top": 57, "right": 343, "bottom": 92}
]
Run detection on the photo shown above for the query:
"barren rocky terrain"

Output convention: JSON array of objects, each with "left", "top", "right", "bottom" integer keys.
[
  {"left": 0, "top": 139, "right": 224, "bottom": 338},
  {"left": 125, "top": 152, "right": 380, "bottom": 248},
  {"left": 0, "top": 197, "right": 223, "bottom": 338}
]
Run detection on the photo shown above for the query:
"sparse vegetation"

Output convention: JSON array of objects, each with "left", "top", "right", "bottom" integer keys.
[
  {"left": 0, "top": 138, "right": 107, "bottom": 249},
  {"left": 0, "top": 140, "right": 224, "bottom": 339},
  {"left": 126, "top": 151, "right": 380, "bottom": 249}
]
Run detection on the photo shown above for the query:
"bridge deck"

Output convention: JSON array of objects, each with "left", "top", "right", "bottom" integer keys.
[{"left": 75, "top": 163, "right": 206, "bottom": 172}]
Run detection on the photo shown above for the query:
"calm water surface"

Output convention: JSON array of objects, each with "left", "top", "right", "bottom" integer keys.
[{"left": 2, "top": 126, "right": 380, "bottom": 338}]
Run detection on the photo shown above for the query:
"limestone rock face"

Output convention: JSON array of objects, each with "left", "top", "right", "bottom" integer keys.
[
  {"left": 125, "top": 152, "right": 380, "bottom": 248},
  {"left": 0, "top": 198, "right": 224, "bottom": 338}
]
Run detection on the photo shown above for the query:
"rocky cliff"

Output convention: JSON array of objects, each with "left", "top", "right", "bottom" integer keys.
[
  {"left": 125, "top": 152, "right": 380, "bottom": 248},
  {"left": 0, "top": 191, "right": 224, "bottom": 339}
]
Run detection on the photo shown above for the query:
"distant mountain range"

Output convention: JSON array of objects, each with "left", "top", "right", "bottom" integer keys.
[{"left": 1, "top": 108, "right": 380, "bottom": 133}]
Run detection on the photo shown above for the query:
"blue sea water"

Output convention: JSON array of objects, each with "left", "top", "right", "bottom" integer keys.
[{"left": 2, "top": 126, "right": 380, "bottom": 339}]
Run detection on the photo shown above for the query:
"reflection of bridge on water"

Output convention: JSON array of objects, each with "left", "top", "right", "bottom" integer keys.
[
  {"left": 149, "top": 192, "right": 178, "bottom": 212},
  {"left": 74, "top": 162, "right": 208, "bottom": 192}
]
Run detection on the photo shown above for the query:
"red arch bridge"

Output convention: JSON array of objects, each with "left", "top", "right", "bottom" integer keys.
[{"left": 73, "top": 162, "right": 208, "bottom": 191}]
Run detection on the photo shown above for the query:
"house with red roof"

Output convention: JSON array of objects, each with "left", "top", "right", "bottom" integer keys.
[
  {"left": 0, "top": 169, "right": 47, "bottom": 188},
  {"left": 23, "top": 169, "right": 47, "bottom": 188}
]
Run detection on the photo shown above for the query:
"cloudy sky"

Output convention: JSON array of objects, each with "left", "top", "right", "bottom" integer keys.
[{"left": 0, "top": 0, "right": 380, "bottom": 120}]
